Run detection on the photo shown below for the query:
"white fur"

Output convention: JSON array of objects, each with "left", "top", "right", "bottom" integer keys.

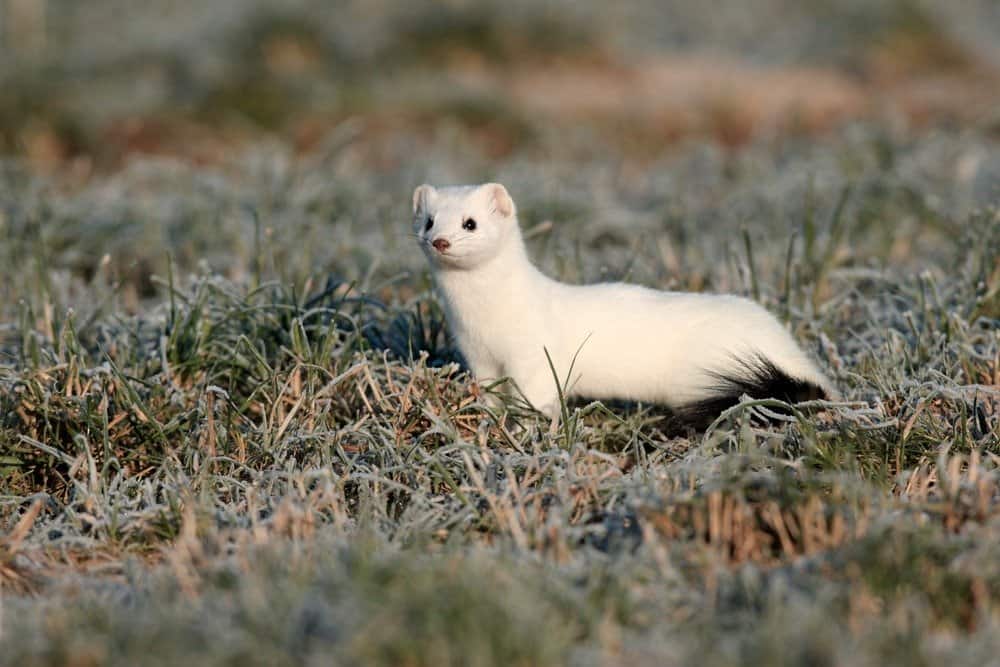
[{"left": 412, "top": 182, "right": 836, "bottom": 416}]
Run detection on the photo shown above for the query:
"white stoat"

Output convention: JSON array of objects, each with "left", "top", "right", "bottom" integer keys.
[{"left": 411, "top": 182, "right": 837, "bottom": 424}]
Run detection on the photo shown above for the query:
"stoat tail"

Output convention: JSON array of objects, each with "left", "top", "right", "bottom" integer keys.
[{"left": 676, "top": 352, "right": 835, "bottom": 427}]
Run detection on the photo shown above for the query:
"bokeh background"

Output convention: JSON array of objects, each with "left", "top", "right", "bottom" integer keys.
[
  {"left": 3, "top": 0, "right": 999, "bottom": 168},
  {"left": 2, "top": 0, "right": 999, "bottom": 321}
]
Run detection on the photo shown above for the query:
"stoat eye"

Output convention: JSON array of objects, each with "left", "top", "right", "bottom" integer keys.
[
  {"left": 424, "top": 216, "right": 434, "bottom": 232},
  {"left": 462, "top": 218, "right": 477, "bottom": 231}
]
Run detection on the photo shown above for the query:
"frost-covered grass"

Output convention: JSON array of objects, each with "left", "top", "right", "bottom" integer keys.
[
  {"left": 2, "top": 122, "right": 998, "bottom": 666},
  {"left": 2, "top": 2, "right": 1000, "bottom": 666}
]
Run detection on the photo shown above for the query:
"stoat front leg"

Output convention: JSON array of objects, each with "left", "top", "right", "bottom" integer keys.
[
  {"left": 461, "top": 346, "right": 506, "bottom": 411},
  {"left": 508, "top": 358, "right": 561, "bottom": 418}
]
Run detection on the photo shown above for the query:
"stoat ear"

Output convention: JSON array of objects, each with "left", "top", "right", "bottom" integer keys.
[
  {"left": 412, "top": 184, "right": 436, "bottom": 214},
  {"left": 483, "top": 183, "right": 515, "bottom": 218}
]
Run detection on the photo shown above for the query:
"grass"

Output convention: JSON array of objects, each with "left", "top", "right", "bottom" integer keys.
[
  {"left": 1, "top": 1, "right": 1000, "bottom": 665},
  {"left": 1, "top": 119, "right": 997, "bottom": 665}
]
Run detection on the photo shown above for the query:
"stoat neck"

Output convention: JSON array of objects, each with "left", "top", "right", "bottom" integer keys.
[{"left": 434, "top": 229, "right": 542, "bottom": 320}]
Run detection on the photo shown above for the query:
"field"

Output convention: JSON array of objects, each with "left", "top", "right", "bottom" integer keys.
[{"left": 2, "top": 1, "right": 1000, "bottom": 665}]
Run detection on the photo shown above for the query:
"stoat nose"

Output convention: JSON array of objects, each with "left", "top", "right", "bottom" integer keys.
[{"left": 431, "top": 238, "right": 450, "bottom": 252}]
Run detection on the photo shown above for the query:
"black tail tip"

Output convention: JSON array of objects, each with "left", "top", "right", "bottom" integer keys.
[{"left": 676, "top": 354, "right": 832, "bottom": 428}]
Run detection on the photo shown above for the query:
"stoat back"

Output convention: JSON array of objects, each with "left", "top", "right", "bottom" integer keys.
[{"left": 543, "top": 281, "right": 836, "bottom": 421}]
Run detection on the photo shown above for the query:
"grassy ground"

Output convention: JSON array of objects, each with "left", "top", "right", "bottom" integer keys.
[{"left": 2, "top": 2, "right": 1000, "bottom": 666}]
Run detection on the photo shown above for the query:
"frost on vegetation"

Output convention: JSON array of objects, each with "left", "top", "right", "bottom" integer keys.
[{"left": 0, "top": 123, "right": 998, "bottom": 665}]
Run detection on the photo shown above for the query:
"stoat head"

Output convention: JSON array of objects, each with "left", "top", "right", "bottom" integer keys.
[{"left": 411, "top": 182, "right": 518, "bottom": 270}]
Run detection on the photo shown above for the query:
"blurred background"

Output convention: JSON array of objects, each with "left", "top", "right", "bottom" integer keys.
[
  {"left": 2, "top": 0, "right": 999, "bottom": 171},
  {"left": 1, "top": 0, "right": 999, "bottom": 326}
]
